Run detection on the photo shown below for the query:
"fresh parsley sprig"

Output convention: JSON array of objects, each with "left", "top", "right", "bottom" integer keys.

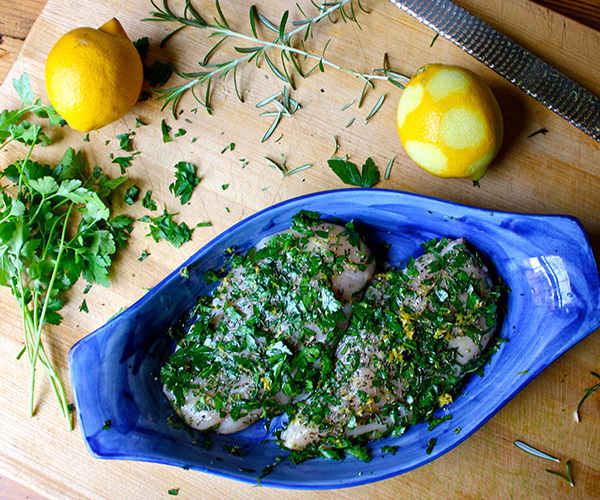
[{"left": 0, "top": 75, "right": 131, "bottom": 428}]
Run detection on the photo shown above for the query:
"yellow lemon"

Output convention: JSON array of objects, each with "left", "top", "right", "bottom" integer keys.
[
  {"left": 45, "top": 19, "right": 143, "bottom": 132},
  {"left": 397, "top": 63, "right": 503, "bottom": 180}
]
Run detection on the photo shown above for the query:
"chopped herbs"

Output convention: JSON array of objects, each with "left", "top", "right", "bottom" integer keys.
[
  {"left": 139, "top": 207, "right": 193, "bottom": 247},
  {"left": 124, "top": 185, "right": 140, "bottom": 205},
  {"left": 144, "top": 60, "right": 174, "bottom": 87},
  {"left": 527, "top": 128, "right": 549, "bottom": 138},
  {"left": 142, "top": 190, "right": 157, "bottom": 211},
  {"left": 167, "top": 488, "right": 179, "bottom": 496},
  {"left": 161, "top": 119, "right": 172, "bottom": 143},
  {"left": 546, "top": 461, "right": 574, "bottom": 487},
  {"left": 111, "top": 152, "right": 140, "bottom": 174},
  {"left": 138, "top": 250, "right": 150, "bottom": 262},
  {"left": 384, "top": 155, "right": 395, "bottom": 180},
  {"left": 328, "top": 157, "right": 380, "bottom": 188},
  {"left": 117, "top": 132, "right": 134, "bottom": 152},
  {"left": 102, "top": 420, "right": 112, "bottom": 430},
  {"left": 365, "top": 93, "right": 386, "bottom": 122},
  {"left": 196, "top": 221, "right": 212, "bottom": 228},
  {"left": 79, "top": 300, "right": 89, "bottom": 313},
  {"left": 133, "top": 37, "right": 150, "bottom": 59},
  {"left": 169, "top": 161, "right": 200, "bottom": 204},
  {"left": 426, "top": 438, "right": 437, "bottom": 455},
  {"left": 257, "top": 86, "right": 301, "bottom": 142}
]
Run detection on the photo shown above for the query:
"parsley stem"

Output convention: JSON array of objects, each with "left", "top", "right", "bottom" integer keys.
[{"left": 21, "top": 203, "right": 74, "bottom": 428}]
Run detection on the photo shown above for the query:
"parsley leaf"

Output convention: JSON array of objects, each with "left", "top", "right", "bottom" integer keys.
[
  {"left": 144, "top": 60, "right": 174, "bottom": 88},
  {"left": 169, "top": 162, "right": 200, "bottom": 204},
  {"left": 161, "top": 119, "right": 172, "bottom": 143},
  {"left": 139, "top": 206, "right": 193, "bottom": 247},
  {"left": 124, "top": 185, "right": 140, "bottom": 205},
  {"left": 142, "top": 190, "right": 157, "bottom": 211},
  {"left": 328, "top": 157, "right": 380, "bottom": 188}
]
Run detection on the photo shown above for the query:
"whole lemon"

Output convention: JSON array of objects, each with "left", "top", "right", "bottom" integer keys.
[
  {"left": 45, "top": 19, "right": 143, "bottom": 132},
  {"left": 397, "top": 63, "right": 503, "bottom": 180}
]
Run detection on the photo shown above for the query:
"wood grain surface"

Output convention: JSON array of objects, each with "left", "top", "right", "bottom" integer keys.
[{"left": 1, "top": 0, "right": 599, "bottom": 499}]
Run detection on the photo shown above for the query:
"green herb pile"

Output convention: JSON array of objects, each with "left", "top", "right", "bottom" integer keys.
[{"left": 0, "top": 75, "right": 132, "bottom": 427}]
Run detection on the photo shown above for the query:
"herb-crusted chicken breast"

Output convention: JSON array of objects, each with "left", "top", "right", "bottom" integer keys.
[{"left": 161, "top": 212, "right": 502, "bottom": 463}]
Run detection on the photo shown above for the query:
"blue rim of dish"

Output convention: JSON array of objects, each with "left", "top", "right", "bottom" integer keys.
[{"left": 69, "top": 188, "right": 600, "bottom": 489}]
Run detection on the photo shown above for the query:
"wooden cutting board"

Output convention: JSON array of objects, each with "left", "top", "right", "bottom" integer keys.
[{"left": 0, "top": 0, "right": 599, "bottom": 498}]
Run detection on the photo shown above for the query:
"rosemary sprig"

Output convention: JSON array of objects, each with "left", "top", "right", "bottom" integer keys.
[
  {"left": 145, "top": 0, "right": 409, "bottom": 116},
  {"left": 573, "top": 371, "right": 600, "bottom": 422}
]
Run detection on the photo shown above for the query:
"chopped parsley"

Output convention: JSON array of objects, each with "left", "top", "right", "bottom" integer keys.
[
  {"left": 139, "top": 207, "right": 193, "bottom": 248},
  {"left": 169, "top": 161, "right": 200, "bottom": 204},
  {"left": 124, "top": 185, "right": 140, "bottom": 205},
  {"left": 142, "top": 190, "right": 157, "bottom": 211}
]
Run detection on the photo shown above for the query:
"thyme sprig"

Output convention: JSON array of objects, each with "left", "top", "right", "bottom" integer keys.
[{"left": 145, "top": 0, "right": 408, "bottom": 116}]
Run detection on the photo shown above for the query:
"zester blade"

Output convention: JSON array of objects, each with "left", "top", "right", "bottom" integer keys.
[{"left": 388, "top": 0, "right": 600, "bottom": 142}]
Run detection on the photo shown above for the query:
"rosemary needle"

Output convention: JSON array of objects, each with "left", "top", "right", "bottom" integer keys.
[
  {"left": 332, "top": 135, "right": 339, "bottom": 156},
  {"left": 513, "top": 440, "right": 560, "bottom": 463},
  {"left": 341, "top": 100, "right": 354, "bottom": 111},
  {"left": 573, "top": 371, "right": 600, "bottom": 422},
  {"left": 365, "top": 94, "right": 386, "bottom": 122},
  {"left": 384, "top": 155, "right": 396, "bottom": 180},
  {"left": 546, "top": 461, "right": 574, "bottom": 487}
]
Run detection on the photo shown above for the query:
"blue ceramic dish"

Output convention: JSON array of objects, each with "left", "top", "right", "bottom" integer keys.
[{"left": 69, "top": 189, "right": 600, "bottom": 489}]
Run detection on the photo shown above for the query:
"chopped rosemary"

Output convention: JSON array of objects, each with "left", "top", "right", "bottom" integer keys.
[
  {"left": 264, "top": 155, "right": 312, "bottom": 179},
  {"left": 341, "top": 100, "right": 354, "bottom": 111},
  {"left": 527, "top": 128, "right": 549, "bottom": 138}
]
